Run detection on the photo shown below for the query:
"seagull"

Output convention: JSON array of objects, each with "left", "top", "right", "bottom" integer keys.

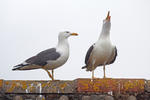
[
  {"left": 12, "top": 31, "right": 78, "bottom": 80},
  {"left": 82, "top": 11, "right": 117, "bottom": 79}
]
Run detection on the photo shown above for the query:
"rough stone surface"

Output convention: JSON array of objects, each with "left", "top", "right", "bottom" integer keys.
[
  {"left": 127, "top": 95, "right": 136, "bottom": 100},
  {"left": 36, "top": 95, "right": 45, "bottom": 100},
  {"left": 45, "top": 94, "right": 59, "bottom": 100},
  {"left": 13, "top": 95, "right": 23, "bottom": 100},
  {"left": 90, "top": 95, "right": 105, "bottom": 100},
  {"left": 0, "top": 78, "right": 146, "bottom": 94},
  {"left": 3, "top": 80, "right": 75, "bottom": 94},
  {"left": 82, "top": 96, "right": 90, "bottom": 100},
  {"left": 0, "top": 79, "right": 150, "bottom": 99},
  {"left": 59, "top": 95, "right": 69, "bottom": 100},
  {"left": 0, "top": 97, "right": 6, "bottom": 100},
  {"left": 77, "top": 78, "right": 145, "bottom": 93},
  {"left": 104, "top": 96, "right": 114, "bottom": 100},
  {"left": 145, "top": 80, "right": 150, "bottom": 92},
  {"left": 114, "top": 94, "right": 129, "bottom": 100},
  {"left": 136, "top": 93, "right": 150, "bottom": 100}
]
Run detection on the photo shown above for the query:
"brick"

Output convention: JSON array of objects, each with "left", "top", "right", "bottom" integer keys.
[{"left": 77, "top": 78, "right": 145, "bottom": 93}]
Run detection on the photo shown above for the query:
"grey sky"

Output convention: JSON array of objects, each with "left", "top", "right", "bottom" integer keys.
[{"left": 0, "top": 0, "right": 150, "bottom": 80}]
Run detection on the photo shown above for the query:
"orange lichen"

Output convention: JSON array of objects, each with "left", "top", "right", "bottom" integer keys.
[
  {"left": 28, "top": 83, "right": 35, "bottom": 92},
  {"left": 60, "top": 83, "right": 67, "bottom": 90},
  {"left": 0, "top": 80, "right": 3, "bottom": 87},
  {"left": 41, "top": 83, "right": 47, "bottom": 88},
  {"left": 7, "top": 82, "right": 16, "bottom": 92},
  {"left": 52, "top": 86, "right": 57, "bottom": 92},
  {"left": 1, "top": 79, "right": 145, "bottom": 93},
  {"left": 5, "top": 81, "right": 9, "bottom": 85},
  {"left": 47, "top": 82, "right": 52, "bottom": 87},
  {"left": 21, "top": 81, "right": 28, "bottom": 90},
  {"left": 77, "top": 78, "right": 145, "bottom": 93}
]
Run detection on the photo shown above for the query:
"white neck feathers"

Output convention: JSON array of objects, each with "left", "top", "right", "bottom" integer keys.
[{"left": 56, "top": 38, "right": 69, "bottom": 52}]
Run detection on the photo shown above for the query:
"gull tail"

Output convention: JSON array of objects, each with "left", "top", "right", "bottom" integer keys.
[
  {"left": 12, "top": 63, "right": 30, "bottom": 71},
  {"left": 12, "top": 62, "right": 41, "bottom": 70},
  {"left": 82, "top": 65, "right": 87, "bottom": 69},
  {"left": 82, "top": 65, "right": 93, "bottom": 71}
]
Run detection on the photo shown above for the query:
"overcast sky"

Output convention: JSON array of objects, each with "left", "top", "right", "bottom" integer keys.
[{"left": 0, "top": 0, "right": 150, "bottom": 80}]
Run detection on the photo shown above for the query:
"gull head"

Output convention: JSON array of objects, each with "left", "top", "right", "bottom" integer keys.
[
  {"left": 58, "top": 31, "right": 78, "bottom": 40},
  {"left": 102, "top": 11, "right": 111, "bottom": 31}
]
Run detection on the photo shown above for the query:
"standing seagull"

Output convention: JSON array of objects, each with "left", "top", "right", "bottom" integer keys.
[
  {"left": 13, "top": 31, "right": 78, "bottom": 80},
  {"left": 82, "top": 11, "right": 117, "bottom": 79}
]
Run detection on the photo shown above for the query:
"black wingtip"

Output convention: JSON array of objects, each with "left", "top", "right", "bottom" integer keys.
[
  {"left": 12, "top": 68, "right": 17, "bottom": 71},
  {"left": 12, "top": 63, "right": 27, "bottom": 71},
  {"left": 82, "top": 66, "right": 86, "bottom": 69},
  {"left": 12, "top": 65, "right": 20, "bottom": 71}
]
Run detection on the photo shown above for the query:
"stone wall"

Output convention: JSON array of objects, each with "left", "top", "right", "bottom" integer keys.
[{"left": 0, "top": 78, "right": 150, "bottom": 100}]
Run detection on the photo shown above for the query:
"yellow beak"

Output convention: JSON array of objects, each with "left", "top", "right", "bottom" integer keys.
[
  {"left": 70, "top": 33, "right": 78, "bottom": 36},
  {"left": 106, "top": 11, "right": 111, "bottom": 21}
]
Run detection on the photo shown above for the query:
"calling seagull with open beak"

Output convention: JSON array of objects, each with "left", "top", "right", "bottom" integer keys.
[
  {"left": 71, "top": 33, "right": 78, "bottom": 36},
  {"left": 82, "top": 11, "right": 117, "bottom": 80},
  {"left": 106, "top": 11, "right": 111, "bottom": 21},
  {"left": 13, "top": 31, "right": 78, "bottom": 81}
]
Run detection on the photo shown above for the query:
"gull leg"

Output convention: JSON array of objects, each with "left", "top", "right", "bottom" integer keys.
[
  {"left": 92, "top": 70, "right": 94, "bottom": 80},
  {"left": 43, "top": 68, "right": 54, "bottom": 81},
  {"left": 91, "top": 65, "right": 96, "bottom": 80},
  {"left": 91, "top": 60, "right": 96, "bottom": 80},
  {"left": 103, "top": 65, "right": 106, "bottom": 78},
  {"left": 52, "top": 69, "right": 54, "bottom": 80}
]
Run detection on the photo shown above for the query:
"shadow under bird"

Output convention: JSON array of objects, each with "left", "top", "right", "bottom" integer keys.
[
  {"left": 82, "top": 11, "right": 117, "bottom": 80},
  {"left": 13, "top": 31, "right": 78, "bottom": 80}
]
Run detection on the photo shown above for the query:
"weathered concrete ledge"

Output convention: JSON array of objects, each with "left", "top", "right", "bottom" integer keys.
[{"left": 0, "top": 78, "right": 150, "bottom": 100}]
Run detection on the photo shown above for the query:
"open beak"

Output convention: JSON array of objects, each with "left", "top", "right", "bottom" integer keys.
[
  {"left": 70, "top": 33, "right": 78, "bottom": 36},
  {"left": 106, "top": 11, "right": 111, "bottom": 21}
]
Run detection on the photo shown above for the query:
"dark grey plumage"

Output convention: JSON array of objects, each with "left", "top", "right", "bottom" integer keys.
[
  {"left": 85, "top": 44, "right": 94, "bottom": 65},
  {"left": 12, "top": 48, "right": 60, "bottom": 70},
  {"left": 30, "top": 48, "right": 60, "bottom": 66},
  {"left": 82, "top": 44, "right": 94, "bottom": 69}
]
